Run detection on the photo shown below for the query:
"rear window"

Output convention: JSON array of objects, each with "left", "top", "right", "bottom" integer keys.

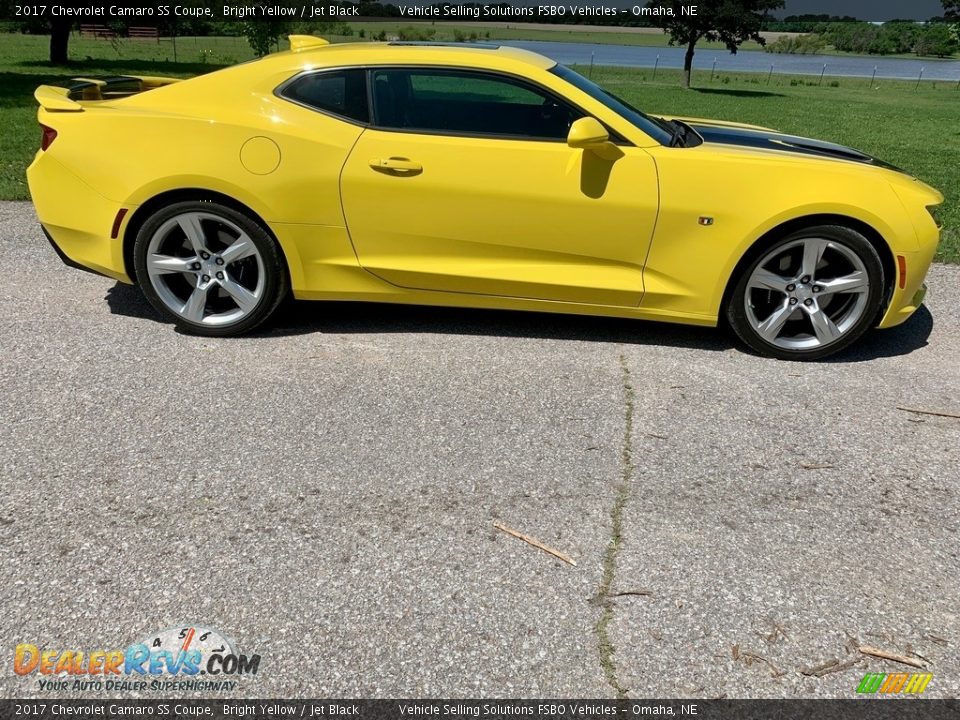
[{"left": 280, "top": 69, "right": 369, "bottom": 123}]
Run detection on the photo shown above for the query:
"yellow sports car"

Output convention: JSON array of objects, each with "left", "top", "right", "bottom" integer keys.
[{"left": 28, "top": 37, "right": 943, "bottom": 360}]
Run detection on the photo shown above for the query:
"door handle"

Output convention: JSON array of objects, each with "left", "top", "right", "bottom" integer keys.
[{"left": 369, "top": 157, "right": 422, "bottom": 174}]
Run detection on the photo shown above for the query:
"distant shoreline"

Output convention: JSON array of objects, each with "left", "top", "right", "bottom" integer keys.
[{"left": 392, "top": 21, "right": 804, "bottom": 41}]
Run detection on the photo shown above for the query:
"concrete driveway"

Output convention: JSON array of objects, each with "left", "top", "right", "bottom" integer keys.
[{"left": 0, "top": 201, "right": 957, "bottom": 699}]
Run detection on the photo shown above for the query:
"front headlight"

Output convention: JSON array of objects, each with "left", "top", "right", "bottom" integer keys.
[{"left": 927, "top": 205, "right": 944, "bottom": 229}]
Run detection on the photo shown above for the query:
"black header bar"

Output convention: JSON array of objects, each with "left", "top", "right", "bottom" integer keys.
[{"left": 3, "top": 1, "right": 947, "bottom": 24}]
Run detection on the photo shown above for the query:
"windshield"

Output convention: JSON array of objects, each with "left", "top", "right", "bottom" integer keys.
[{"left": 550, "top": 64, "right": 673, "bottom": 146}]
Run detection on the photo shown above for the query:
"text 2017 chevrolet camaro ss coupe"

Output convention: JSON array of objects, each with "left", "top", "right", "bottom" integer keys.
[{"left": 28, "top": 37, "right": 943, "bottom": 360}]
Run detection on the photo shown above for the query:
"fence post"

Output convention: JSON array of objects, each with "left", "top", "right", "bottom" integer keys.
[
  {"left": 818, "top": 64, "right": 826, "bottom": 86},
  {"left": 589, "top": 52, "right": 594, "bottom": 79},
  {"left": 710, "top": 57, "right": 717, "bottom": 82},
  {"left": 652, "top": 54, "right": 660, "bottom": 81},
  {"left": 767, "top": 64, "right": 773, "bottom": 85},
  {"left": 915, "top": 67, "right": 924, "bottom": 91}
]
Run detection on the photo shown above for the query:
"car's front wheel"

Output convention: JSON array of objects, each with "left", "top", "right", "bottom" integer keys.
[
  {"left": 133, "top": 201, "right": 288, "bottom": 336},
  {"left": 727, "top": 225, "right": 885, "bottom": 360}
]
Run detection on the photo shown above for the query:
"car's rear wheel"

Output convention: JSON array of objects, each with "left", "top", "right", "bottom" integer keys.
[
  {"left": 727, "top": 225, "right": 885, "bottom": 360},
  {"left": 133, "top": 201, "right": 288, "bottom": 336}
]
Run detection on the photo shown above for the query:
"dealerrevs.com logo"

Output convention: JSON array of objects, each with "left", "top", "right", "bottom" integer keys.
[{"left": 14, "top": 625, "right": 260, "bottom": 692}]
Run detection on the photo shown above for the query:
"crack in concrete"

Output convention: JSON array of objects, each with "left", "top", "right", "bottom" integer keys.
[{"left": 595, "top": 353, "right": 635, "bottom": 699}]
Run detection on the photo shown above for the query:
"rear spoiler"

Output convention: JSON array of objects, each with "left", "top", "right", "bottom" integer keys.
[
  {"left": 35, "top": 75, "right": 182, "bottom": 111},
  {"left": 35, "top": 85, "right": 82, "bottom": 112},
  {"left": 288, "top": 34, "right": 330, "bottom": 52}
]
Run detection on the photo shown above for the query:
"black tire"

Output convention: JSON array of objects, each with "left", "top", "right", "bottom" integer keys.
[
  {"left": 133, "top": 200, "right": 289, "bottom": 337},
  {"left": 726, "top": 225, "right": 885, "bottom": 361}
]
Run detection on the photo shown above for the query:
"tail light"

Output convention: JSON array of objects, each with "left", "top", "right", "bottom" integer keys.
[{"left": 40, "top": 124, "right": 57, "bottom": 151}]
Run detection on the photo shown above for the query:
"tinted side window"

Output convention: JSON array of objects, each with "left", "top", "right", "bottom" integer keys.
[
  {"left": 281, "top": 69, "right": 369, "bottom": 123},
  {"left": 371, "top": 69, "right": 582, "bottom": 140}
]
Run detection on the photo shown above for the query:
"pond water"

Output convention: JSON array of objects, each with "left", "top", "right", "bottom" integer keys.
[{"left": 503, "top": 40, "right": 960, "bottom": 82}]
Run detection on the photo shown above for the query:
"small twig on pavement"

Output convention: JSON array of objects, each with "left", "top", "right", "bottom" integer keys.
[
  {"left": 800, "top": 657, "right": 863, "bottom": 678},
  {"left": 859, "top": 645, "right": 926, "bottom": 668},
  {"left": 896, "top": 406, "right": 960, "bottom": 420},
  {"left": 493, "top": 522, "right": 577, "bottom": 566},
  {"left": 800, "top": 462, "right": 835, "bottom": 470},
  {"left": 732, "top": 644, "right": 785, "bottom": 677},
  {"left": 905, "top": 644, "right": 934, "bottom": 665}
]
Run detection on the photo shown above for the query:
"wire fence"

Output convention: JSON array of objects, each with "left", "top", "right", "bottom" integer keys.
[{"left": 700, "top": 57, "right": 960, "bottom": 91}]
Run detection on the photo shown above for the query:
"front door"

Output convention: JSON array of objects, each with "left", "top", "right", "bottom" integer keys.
[{"left": 340, "top": 67, "right": 659, "bottom": 307}]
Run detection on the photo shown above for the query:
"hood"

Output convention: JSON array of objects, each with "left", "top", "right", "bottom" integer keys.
[{"left": 683, "top": 119, "right": 902, "bottom": 172}]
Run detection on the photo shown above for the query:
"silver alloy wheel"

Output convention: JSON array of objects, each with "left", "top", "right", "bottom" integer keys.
[
  {"left": 744, "top": 237, "right": 870, "bottom": 351},
  {"left": 145, "top": 211, "right": 265, "bottom": 326}
]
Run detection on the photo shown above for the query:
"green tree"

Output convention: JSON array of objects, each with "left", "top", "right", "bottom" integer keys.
[
  {"left": 243, "top": 21, "right": 288, "bottom": 56},
  {"left": 942, "top": 0, "right": 960, "bottom": 44},
  {"left": 646, "top": 0, "right": 785, "bottom": 88},
  {"left": 915, "top": 22, "right": 958, "bottom": 57},
  {"left": 881, "top": 21, "right": 921, "bottom": 54}
]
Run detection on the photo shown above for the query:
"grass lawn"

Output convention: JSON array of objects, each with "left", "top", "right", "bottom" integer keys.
[{"left": 0, "top": 32, "right": 957, "bottom": 262}]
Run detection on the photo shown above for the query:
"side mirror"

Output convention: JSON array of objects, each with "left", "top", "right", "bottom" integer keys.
[{"left": 567, "top": 117, "right": 610, "bottom": 149}]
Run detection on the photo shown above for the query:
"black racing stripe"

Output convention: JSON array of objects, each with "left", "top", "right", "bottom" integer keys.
[{"left": 691, "top": 124, "right": 902, "bottom": 171}]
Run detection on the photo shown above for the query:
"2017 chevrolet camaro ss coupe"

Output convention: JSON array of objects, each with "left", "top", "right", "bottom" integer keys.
[{"left": 28, "top": 37, "right": 943, "bottom": 360}]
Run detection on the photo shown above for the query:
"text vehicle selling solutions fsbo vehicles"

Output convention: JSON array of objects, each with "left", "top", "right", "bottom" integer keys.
[{"left": 27, "top": 37, "right": 943, "bottom": 360}]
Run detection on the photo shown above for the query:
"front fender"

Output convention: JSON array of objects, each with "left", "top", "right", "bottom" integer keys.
[{"left": 641, "top": 146, "right": 918, "bottom": 319}]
